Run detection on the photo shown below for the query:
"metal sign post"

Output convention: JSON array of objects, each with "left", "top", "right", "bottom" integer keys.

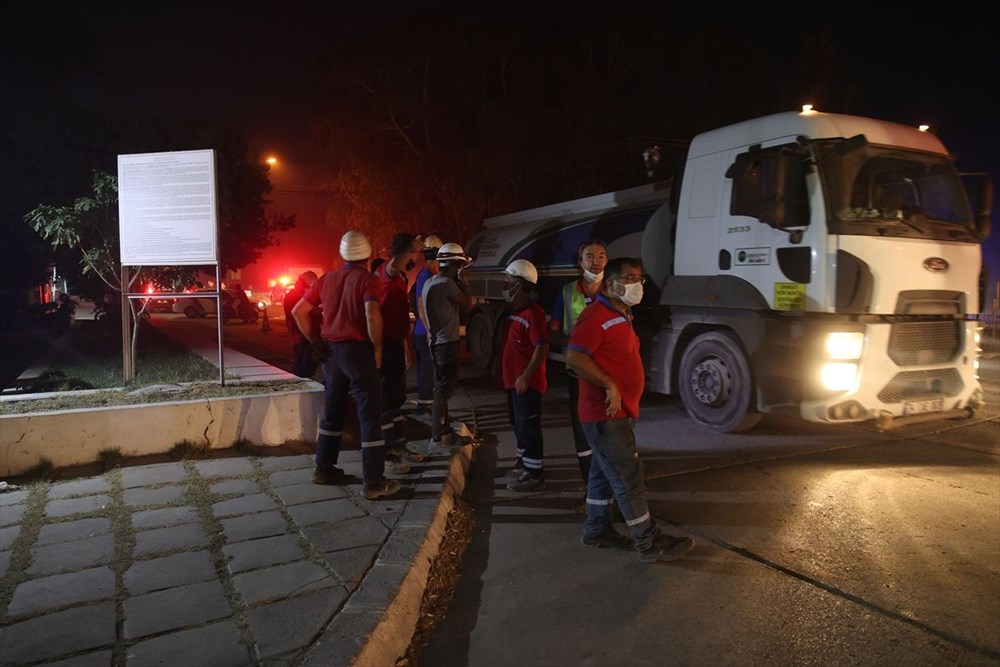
[{"left": 117, "top": 149, "right": 224, "bottom": 385}]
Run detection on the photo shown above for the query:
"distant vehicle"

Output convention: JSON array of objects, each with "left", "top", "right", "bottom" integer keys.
[
  {"left": 172, "top": 289, "right": 226, "bottom": 318},
  {"left": 143, "top": 295, "right": 175, "bottom": 313}
]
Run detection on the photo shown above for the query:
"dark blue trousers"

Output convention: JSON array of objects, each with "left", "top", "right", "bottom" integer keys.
[
  {"left": 508, "top": 389, "right": 544, "bottom": 473},
  {"left": 316, "top": 340, "right": 386, "bottom": 484}
]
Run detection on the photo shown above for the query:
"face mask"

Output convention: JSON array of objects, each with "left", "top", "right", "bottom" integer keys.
[
  {"left": 582, "top": 269, "right": 603, "bottom": 284},
  {"left": 619, "top": 282, "right": 643, "bottom": 307},
  {"left": 502, "top": 283, "right": 519, "bottom": 303}
]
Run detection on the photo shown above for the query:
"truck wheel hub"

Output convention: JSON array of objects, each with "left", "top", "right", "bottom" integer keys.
[{"left": 690, "top": 357, "right": 730, "bottom": 406}]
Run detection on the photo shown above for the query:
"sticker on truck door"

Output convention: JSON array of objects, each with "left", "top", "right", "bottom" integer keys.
[
  {"left": 735, "top": 247, "right": 770, "bottom": 265},
  {"left": 774, "top": 282, "right": 806, "bottom": 310}
]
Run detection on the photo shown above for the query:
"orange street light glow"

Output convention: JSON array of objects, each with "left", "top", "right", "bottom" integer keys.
[{"left": 266, "top": 156, "right": 278, "bottom": 165}]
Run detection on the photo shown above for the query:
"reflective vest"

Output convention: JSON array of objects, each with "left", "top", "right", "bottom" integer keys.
[{"left": 561, "top": 280, "right": 588, "bottom": 335}]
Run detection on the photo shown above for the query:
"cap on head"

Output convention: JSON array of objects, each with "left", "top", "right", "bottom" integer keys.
[
  {"left": 504, "top": 259, "right": 538, "bottom": 285},
  {"left": 339, "top": 230, "right": 372, "bottom": 262},
  {"left": 436, "top": 242, "right": 471, "bottom": 267}
]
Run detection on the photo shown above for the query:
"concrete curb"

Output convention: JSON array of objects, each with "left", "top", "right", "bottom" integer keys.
[
  {"left": 0, "top": 383, "right": 325, "bottom": 477},
  {"left": 343, "top": 445, "right": 473, "bottom": 667}
]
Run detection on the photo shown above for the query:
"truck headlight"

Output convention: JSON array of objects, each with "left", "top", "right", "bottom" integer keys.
[
  {"left": 821, "top": 362, "right": 858, "bottom": 391},
  {"left": 825, "top": 332, "right": 864, "bottom": 360}
]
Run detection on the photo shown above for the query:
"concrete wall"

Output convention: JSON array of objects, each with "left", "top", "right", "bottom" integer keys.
[{"left": 0, "top": 386, "right": 324, "bottom": 477}]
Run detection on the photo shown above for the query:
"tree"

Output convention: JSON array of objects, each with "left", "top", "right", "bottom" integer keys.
[{"left": 24, "top": 121, "right": 294, "bottom": 379}]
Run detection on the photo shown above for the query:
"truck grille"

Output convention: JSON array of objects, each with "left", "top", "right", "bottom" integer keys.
[
  {"left": 887, "top": 321, "right": 961, "bottom": 366},
  {"left": 876, "top": 368, "right": 964, "bottom": 403}
]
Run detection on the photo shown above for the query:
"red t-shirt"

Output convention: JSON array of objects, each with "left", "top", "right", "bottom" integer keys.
[
  {"left": 567, "top": 295, "right": 643, "bottom": 421},
  {"left": 305, "top": 265, "right": 380, "bottom": 342},
  {"left": 377, "top": 263, "right": 411, "bottom": 340},
  {"left": 501, "top": 301, "right": 548, "bottom": 394}
]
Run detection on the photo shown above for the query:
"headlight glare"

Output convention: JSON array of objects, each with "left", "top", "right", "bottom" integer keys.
[
  {"left": 821, "top": 362, "right": 858, "bottom": 391},
  {"left": 825, "top": 332, "right": 864, "bottom": 360}
]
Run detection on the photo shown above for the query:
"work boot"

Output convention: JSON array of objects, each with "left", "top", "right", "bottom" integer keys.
[
  {"left": 390, "top": 444, "right": 426, "bottom": 463},
  {"left": 312, "top": 466, "right": 346, "bottom": 485},
  {"left": 638, "top": 535, "right": 694, "bottom": 563},
  {"left": 363, "top": 478, "right": 403, "bottom": 500},
  {"left": 506, "top": 470, "right": 545, "bottom": 492},
  {"left": 506, "top": 458, "right": 525, "bottom": 480},
  {"left": 581, "top": 528, "right": 633, "bottom": 550}
]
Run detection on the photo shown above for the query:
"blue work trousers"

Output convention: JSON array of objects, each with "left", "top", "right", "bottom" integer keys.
[
  {"left": 581, "top": 418, "right": 659, "bottom": 551},
  {"left": 317, "top": 340, "right": 386, "bottom": 484},
  {"left": 380, "top": 338, "right": 408, "bottom": 447},
  {"left": 507, "top": 389, "right": 544, "bottom": 472}
]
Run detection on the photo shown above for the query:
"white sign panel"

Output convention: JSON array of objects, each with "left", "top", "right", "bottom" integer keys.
[{"left": 118, "top": 149, "right": 218, "bottom": 265}]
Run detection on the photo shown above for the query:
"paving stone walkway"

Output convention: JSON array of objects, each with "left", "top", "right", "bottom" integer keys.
[{"left": 0, "top": 444, "right": 468, "bottom": 666}]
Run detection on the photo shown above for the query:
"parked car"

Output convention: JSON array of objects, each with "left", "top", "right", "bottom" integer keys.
[
  {"left": 172, "top": 289, "right": 227, "bottom": 318},
  {"left": 143, "top": 296, "right": 175, "bottom": 313}
]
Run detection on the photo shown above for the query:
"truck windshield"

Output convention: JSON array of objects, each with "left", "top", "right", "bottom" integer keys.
[{"left": 816, "top": 141, "right": 977, "bottom": 242}]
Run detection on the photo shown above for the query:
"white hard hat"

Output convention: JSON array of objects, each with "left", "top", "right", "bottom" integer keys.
[
  {"left": 423, "top": 234, "right": 442, "bottom": 249},
  {"left": 436, "top": 242, "right": 471, "bottom": 265},
  {"left": 339, "top": 230, "right": 372, "bottom": 262},
  {"left": 504, "top": 259, "right": 538, "bottom": 285}
]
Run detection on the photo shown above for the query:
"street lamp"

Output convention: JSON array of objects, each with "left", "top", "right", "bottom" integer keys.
[{"left": 265, "top": 156, "right": 278, "bottom": 166}]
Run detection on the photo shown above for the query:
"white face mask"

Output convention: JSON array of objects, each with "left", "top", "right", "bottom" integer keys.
[
  {"left": 582, "top": 269, "right": 603, "bottom": 284},
  {"left": 619, "top": 282, "right": 643, "bottom": 307},
  {"left": 502, "top": 283, "right": 519, "bottom": 303}
]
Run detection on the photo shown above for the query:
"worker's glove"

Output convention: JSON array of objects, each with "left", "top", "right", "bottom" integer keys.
[{"left": 310, "top": 341, "right": 331, "bottom": 364}]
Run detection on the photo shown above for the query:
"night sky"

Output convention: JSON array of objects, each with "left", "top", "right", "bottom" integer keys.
[{"left": 5, "top": 3, "right": 998, "bottom": 292}]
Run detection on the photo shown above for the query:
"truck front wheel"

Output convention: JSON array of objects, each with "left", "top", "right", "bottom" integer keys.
[
  {"left": 678, "top": 330, "right": 761, "bottom": 433},
  {"left": 466, "top": 310, "right": 496, "bottom": 371}
]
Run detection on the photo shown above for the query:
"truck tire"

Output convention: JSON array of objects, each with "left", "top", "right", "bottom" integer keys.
[
  {"left": 466, "top": 310, "right": 495, "bottom": 370},
  {"left": 678, "top": 330, "right": 761, "bottom": 433}
]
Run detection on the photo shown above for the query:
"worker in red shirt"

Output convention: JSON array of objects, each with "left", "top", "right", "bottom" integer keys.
[
  {"left": 283, "top": 270, "right": 320, "bottom": 378},
  {"left": 566, "top": 257, "right": 694, "bottom": 562},
  {"left": 376, "top": 232, "right": 426, "bottom": 466},
  {"left": 499, "top": 259, "right": 549, "bottom": 492},
  {"left": 292, "top": 230, "right": 402, "bottom": 500}
]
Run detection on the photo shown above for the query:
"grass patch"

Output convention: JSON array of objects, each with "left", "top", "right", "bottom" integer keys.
[
  {"left": 2, "top": 318, "right": 315, "bottom": 416},
  {"left": 1, "top": 378, "right": 312, "bottom": 415},
  {"left": 22, "top": 458, "right": 55, "bottom": 482},
  {"left": 10, "top": 319, "right": 221, "bottom": 394},
  {"left": 98, "top": 448, "right": 126, "bottom": 471},
  {"left": 168, "top": 440, "right": 212, "bottom": 460}
]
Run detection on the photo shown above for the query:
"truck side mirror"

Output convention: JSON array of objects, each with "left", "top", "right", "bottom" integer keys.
[{"left": 961, "top": 172, "right": 993, "bottom": 240}]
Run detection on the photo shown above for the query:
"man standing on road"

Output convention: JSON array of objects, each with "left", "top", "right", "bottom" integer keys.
[
  {"left": 500, "top": 259, "right": 549, "bottom": 492},
  {"left": 292, "top": 230, "right": 402, "bottom": 500},
  {"left": 549, "top": 240, "right": 607, "bottom": 505},
  {"left": 419, "top": 242, "right": 474, "bottom": 451},
  {"left": 283, "top": 270, "right": 320, "bottom": 378},
  {"left": 410, "top": 234, "right": 442, "bottom": 416},
  {"left": 377, "top": 232, "right": 426, "bottom": 469},
  {"left": 566, "top": 257, "right": 693, "bottom": 562}
]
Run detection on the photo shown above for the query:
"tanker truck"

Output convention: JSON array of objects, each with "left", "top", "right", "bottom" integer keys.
[{"left": 463, "top": 108, "right": 993, "bottom": 433}]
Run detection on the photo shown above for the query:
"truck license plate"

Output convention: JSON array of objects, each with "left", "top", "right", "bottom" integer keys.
[{"left": 903, "top": 398, "right": 943, "bottom": 416}]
